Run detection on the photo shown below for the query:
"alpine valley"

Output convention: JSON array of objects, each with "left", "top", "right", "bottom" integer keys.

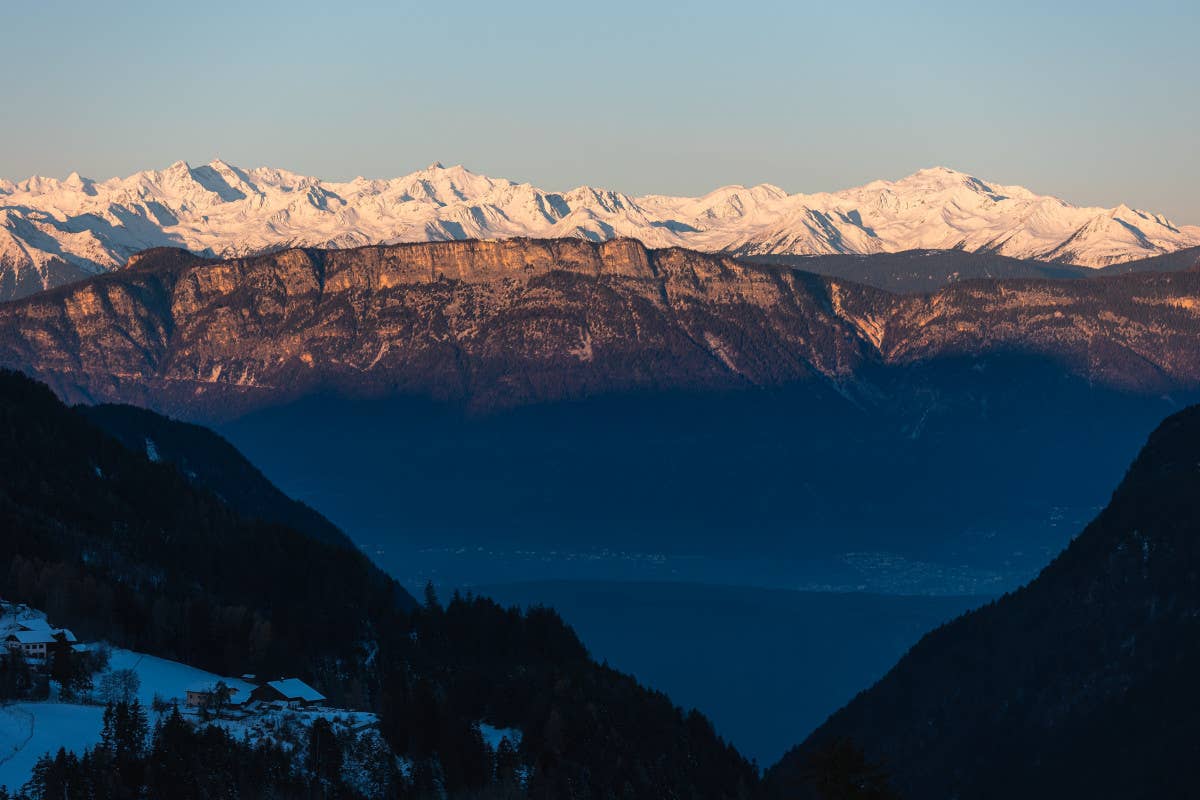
[
  {"left": 4, "top": 160, "right": 1199, "bottom": 300},
  {"left": 4, "top": 175, "right": 1200, "bottom": 798}
]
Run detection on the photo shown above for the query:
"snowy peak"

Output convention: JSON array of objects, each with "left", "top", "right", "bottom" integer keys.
[{"left": 1, "top": 160, "right": 1197, "bottom": 300}]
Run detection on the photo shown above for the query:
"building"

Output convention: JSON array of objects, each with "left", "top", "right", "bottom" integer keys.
[
  {"left": 185, "top": 681, "right": 248, "bottom": 710},
  {"left": 249, "top": 678, "right": 326, "bottom": 707},
  {"left": 4, "top": 626, "right": 77, "bottom": 661}
]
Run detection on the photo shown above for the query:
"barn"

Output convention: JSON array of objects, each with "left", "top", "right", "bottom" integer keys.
[{"left": 249, "top": 678, "right": 326, "bottom": 707}]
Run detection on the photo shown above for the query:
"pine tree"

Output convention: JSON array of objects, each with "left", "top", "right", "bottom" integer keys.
[
  {"left": 802, "top": 738, "right": 900, "bottom": 800},
  {"left": 144, "top": 706, "right": 196, "bottom": 799},
  {"left": 49, "top": 633, "right": 89, "bottom": 701},
  {"left": 306, "top": 716, "right": 343, "bottom": 791},
  {"left": 423, "top": 581, "right": 441, "bottom": 611}
]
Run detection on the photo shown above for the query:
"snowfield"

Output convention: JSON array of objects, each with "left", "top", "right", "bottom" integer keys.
[
  {"left": 2, "top": 160, "right": 1197, "bottom": 299},
  {"left": 0, "top": 643, "right": 378, "bottom": 793},
  {"left": 0, "top": 703, "right": 106, "bottom": 793},
  {"left": 103, "top": 648, "right": 257, "bottom": 708},
  {"left": 1, "top": 604, "right": 376, "bottom": 793}
]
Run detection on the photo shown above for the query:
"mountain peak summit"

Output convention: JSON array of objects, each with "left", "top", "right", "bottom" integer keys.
[{"left": 0, "top": 159, "right": 1196, "bottom": 301}]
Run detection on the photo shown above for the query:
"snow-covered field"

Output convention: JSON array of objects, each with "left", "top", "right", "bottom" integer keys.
[
  {"left": 0, "top": 703, "right": 106, "bottom": 792},
  {"left": 0, "top": 645, "right": 377, "bottom": 792},
  {"left": 104, "top": 648, "right": 256, "bottom": 707},
  {"left": 1, "top": 604, "right": 376, "bottom": 792},
  {"left": 0, "top": 641, "right": 241, "bottom": 792}
]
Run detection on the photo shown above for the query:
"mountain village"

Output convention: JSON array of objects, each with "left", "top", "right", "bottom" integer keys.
[{"left": 0, "top": 599, "right": 382, "bottom": 791}]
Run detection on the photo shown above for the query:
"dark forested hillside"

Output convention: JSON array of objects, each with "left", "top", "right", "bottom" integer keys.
[
  {"left": 81, "top": 402, "right": 354, "bottom": 549},
  {"left": 0, "top": 369, "right": 408, "bottom": 678},
  {"left": 746, "top": 244, "right": 1200, "bottom": 292},
  {"left": 766, "top": 403, "right": 1200, "bottom": 799},
  {"left": 744, "top": 249, "right": 1092, "bottom": 292},
  {"left": 1098, "top": 244, "right": 1200, "bottom": 275},
  {"left": 0, "top": 369, "right": 757, "bottom": 798}
]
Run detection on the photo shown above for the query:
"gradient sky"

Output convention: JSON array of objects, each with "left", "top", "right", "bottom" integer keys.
[{"left": 4, "top": 0, "right": 1198, "bottom": 222}]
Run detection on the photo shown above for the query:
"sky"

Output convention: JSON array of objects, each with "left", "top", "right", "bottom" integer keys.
[{"left": 3, "top": 0, "right": 1198, "bottom": 222}]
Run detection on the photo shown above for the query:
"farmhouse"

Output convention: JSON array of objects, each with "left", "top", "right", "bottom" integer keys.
[
  {"left": 249, "top": 678, "right": 326, "bottom": 707},
  {"left": 185, "top": 681, "right": 249, "bottom": 709},
  {"left": 4, "top": 626, "right": 77, "bottom": 661}
]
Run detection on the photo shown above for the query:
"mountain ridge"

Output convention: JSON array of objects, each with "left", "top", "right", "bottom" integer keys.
[
  {"left": 3, "top": 160, "right": 1197, "bottom": 299},
  {"left": 1, "top": 237, "right": 1199, "bottom": 422}
]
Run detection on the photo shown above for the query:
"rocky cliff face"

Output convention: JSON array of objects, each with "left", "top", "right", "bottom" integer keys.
[
  {"left": 0, "top": 238, "right": 1197, "bottom": 421},
  {"left": 0, "top": 239, "right": 860, "bottom": 417}
]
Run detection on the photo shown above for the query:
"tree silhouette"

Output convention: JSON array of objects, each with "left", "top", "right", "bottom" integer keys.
[{"left": 802, "top": 738, "right": 900, "bottom": 800}]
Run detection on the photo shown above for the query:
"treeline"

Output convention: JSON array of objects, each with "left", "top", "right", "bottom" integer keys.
[{"left": 1, "top": 702, "right": 395, "bottom": 800}]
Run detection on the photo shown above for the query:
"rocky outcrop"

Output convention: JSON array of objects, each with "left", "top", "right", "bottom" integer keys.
[{"left": 0, "top": 238, "right": 1197, "bottom": 421}]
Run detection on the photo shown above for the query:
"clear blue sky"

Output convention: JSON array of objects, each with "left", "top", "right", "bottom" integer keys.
[{"left": 4, "top": 0, "right": 1198, "bottom": 222}]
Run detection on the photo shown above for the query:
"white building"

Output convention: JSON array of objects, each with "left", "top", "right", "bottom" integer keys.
[{"left": 4, "top": 625, "right": 77, "bottom": 661}]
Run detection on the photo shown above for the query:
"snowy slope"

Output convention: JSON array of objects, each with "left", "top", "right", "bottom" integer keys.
[
  {"left": 0, "top": 643, "right": 380, "bottom": 792},
  {"left": 0, "top": 645, "right": 257, "bottom": 792},
  {"left": 0, "top": 702, "right": 106, "bottom": 792},
  {"left": 103, "top": 649, "right": 257, "bottom": 707},
  {"left": 0, "top": 603, "right": 262, "bottom": 791},
  {"left": 2, "top": 160, "right": 1197, "bottom": 298}
]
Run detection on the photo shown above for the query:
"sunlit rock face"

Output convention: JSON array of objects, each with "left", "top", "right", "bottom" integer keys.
[{"left": 0, "top": 238, "right": 1198, "bottom": 422}]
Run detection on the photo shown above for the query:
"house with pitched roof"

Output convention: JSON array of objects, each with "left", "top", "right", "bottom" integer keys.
[{"left": 249, "top": 678, "right": 326, "bottom": 707}]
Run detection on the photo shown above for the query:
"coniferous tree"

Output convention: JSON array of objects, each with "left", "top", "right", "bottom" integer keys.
[
  {"left": 802, "top": 738, "right": 900, "bottom": 800},
  {"left": 144, "top": 707, "right": 198, "bottom": 799},
  {"left": 48, "top": 634, "right": 91, "bottom": 701},
  {"left": 306, "top": 716, "right": 343, "bottom": 792}
]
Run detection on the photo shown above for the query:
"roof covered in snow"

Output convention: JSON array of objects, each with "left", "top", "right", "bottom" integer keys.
[
  {"left": 16, "top": 618, "right": 52, "bottom": 632},
  {"left": 267, "top": 678, "right": 325, "bottom": 703},
  {"left": 6, "top": 628, "right": 76, "bottom": 645}
]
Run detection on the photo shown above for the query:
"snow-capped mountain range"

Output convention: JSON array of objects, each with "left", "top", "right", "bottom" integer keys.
[{"left": 2, "top": 160, "right": 1197, "bottom": 300}]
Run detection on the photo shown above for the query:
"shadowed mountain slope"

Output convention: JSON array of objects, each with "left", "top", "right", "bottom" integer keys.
[
  {"left": 766, "top": 403, "right": 1200, "bottom": 799},
  {"left": 80, "top": 402, "right": 354, "bottom": 549},
  {"left": 0, "top": 368, "right": 760, "bottom": 798}
]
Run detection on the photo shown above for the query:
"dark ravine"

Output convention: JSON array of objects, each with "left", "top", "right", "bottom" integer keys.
[{"left": 766, "top": 403, "right": 1200, "bottom": 799}]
